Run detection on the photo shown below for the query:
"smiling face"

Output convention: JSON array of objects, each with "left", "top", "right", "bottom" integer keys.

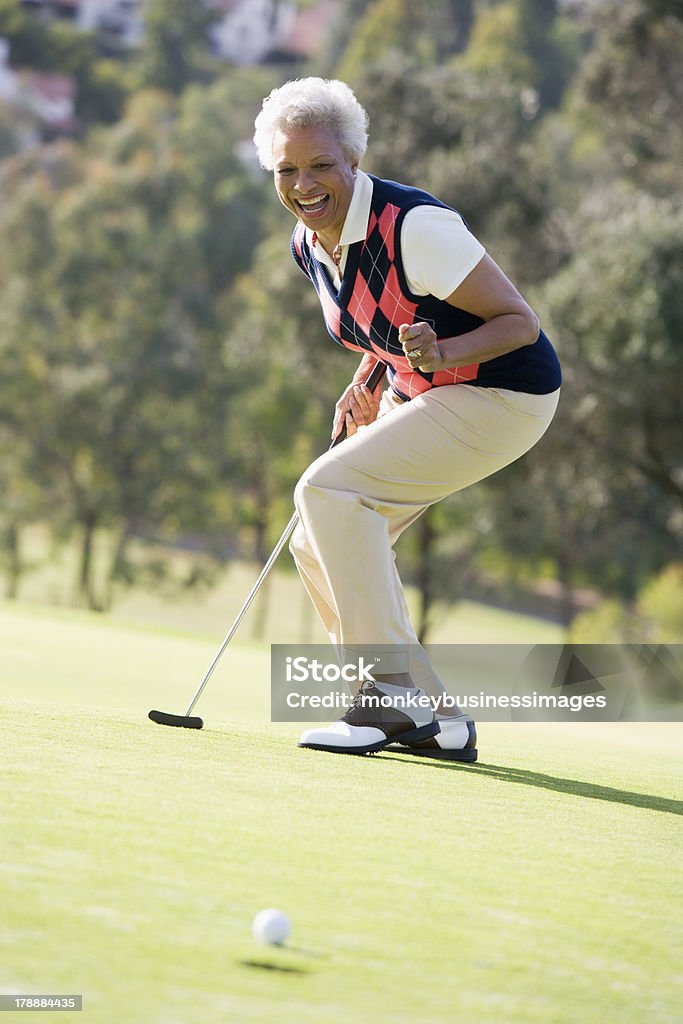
[{"left": 272, "top": 124, "right": 358, "bottom": 247}]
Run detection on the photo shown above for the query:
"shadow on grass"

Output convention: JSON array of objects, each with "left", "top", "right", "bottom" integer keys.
[
  {"left": 379, "top": 756, "right": 683, "bottom": 816},
  {"left": 237, "top": 942, "right": 329, "bottom": 975},
  {"left": 237, "top": 959, "right": 309, "bottom": 975}
]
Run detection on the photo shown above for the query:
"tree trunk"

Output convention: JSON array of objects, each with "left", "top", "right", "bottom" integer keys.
[
  {"left": 78, "top": 510, "right": 100, "bottom": 611},
  {"left": 451, "top": 0, "right": 474, "bottom": 53},
  {"left": 251, "top": 572, "right": 271, "bottom": 642},
  {"left": 3, "top": 523, "right": 21, "bottom": 599},
  {"left": 251, "top": 486, "right": 271, "bottom": 641},
  {"left": 102, "top": 523, "right": 131, "bottom": 612},
  {"left": 555, "top": 504, "right": 577, "bottom": 628}
]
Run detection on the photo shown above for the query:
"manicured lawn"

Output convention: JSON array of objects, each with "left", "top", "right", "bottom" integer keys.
[{"left": 0, "top": 601, "right": 680, "bottom": 1023}]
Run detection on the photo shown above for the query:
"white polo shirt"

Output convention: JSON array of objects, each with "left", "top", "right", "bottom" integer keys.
[{"left": 306, "top": 170, "right": 485, "bottom": 298}]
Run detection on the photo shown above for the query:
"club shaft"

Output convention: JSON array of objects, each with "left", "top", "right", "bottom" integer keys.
[
  {"left": 183, "top": 359, "right": 387, "bottom": 718},
  {"left": 184, "top": 510, "right": 299, "bottom": 716}
]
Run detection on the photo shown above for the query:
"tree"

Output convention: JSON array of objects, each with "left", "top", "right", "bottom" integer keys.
[
  {"left": 459, "top": 0, "right": 581, "bottom": 111},
  {"left": 544, "top": 193, "right": 682, "bottom": 510},
  {"left": 394, "top": 494, "right": 485, "bottom": 642},
  {"left": 328, "top": 0, "right": 475, "bottom": 72},
  {"left": 136, "top": 0, "right": 219, "bottom": 95},
  {"left": 517, "top": 0, "right": 580, "bottom": 108},
  {"left": 0, "top": 81, "right": 268, "bottom": 608},
  {"left": 574, "top": 0, "right": 683, "bottom": 194},
  {"left": 355, "top": 58, "right": 561, "bottom": 285},
  {"left": 520, "top": 191, "right": 683, "bottom": 603},
  {"left": 567, "top": 563, "right": 683, "bottom": 644},
  {"left": 0, "top": 0, "right": 132, "bottom": 124},
  {"left": 218, "top": 229, "right": 359, "bottom": 638},
  {"left": 316, "top": 0, "right": 376, "bottom": 74},
  {"left": 0, "top": 0, "right": 53, "bottom": 68},
  {"left": 638, "top": 565, "right": 683, "bottom": 643},
  {"left": 335, "top": 20, "right": 680, "bottom": 623},
  {"left": 0, "top": 103, "right": 20, "bottom": 160},
  {"left": 0, "top": 429, "right": 49, "bottom": 598},
  {"left": 470, "top": 0, "right": 682, "bottom": 616},
  {"left": 334, "top": 0, "right": 474, "bottom": 81}
]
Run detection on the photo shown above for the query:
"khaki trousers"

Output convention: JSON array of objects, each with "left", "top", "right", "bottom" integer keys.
[{"left": 290, "top": 384, "right": 560, "bottom": 699}]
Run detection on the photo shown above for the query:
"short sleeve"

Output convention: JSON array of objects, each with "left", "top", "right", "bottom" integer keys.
[{"left": 400, "top": 205, "right": 486, "bottom": 299}]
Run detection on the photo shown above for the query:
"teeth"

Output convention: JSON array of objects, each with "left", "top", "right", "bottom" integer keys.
[{"left": 298, "top": 195, "right": 328, "bottom": 207}]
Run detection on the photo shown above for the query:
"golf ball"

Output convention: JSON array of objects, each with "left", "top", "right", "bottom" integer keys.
[{"left": 252, "top": 908, "right": 291, "bottom": 945}]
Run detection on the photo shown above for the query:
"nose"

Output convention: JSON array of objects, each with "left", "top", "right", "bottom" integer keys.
[{"left": 293, "top": 168, "right": 317, "bottom": 194}]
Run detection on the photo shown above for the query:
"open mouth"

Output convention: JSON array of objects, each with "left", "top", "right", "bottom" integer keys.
[{"left": 295, "top": 194, "right": 330, "bottom": 217}]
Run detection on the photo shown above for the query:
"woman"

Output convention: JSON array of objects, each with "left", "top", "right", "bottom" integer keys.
[{"left": 253, "top": 78, "right": 561, "bottom": 758}]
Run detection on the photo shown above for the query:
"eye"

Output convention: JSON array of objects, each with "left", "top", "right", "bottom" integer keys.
[
  {"left": 314, "top": 163, "right": 332, "bottom": 171},
  {"left": 277, "top": 167, "right": 295, "bottom": 176}
]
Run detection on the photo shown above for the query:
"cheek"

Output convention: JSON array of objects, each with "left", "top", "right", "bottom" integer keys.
[
  {"left": 275, "top": 181, "right": 293, "bottom": 209},
  {"left": 336, "top": 172, "right": 355, "bottom": 204}
]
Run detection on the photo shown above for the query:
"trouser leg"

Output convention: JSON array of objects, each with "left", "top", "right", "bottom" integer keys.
[{"left": 290, "top": 385, "right": 559, "bottom": 692}]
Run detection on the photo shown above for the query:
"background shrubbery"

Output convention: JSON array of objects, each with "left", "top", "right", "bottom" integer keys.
[{"left": 0, "top": 0, "right": 681, "bottom": 641}]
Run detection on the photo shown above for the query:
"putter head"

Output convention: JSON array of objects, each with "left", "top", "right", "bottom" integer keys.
[{"left": 148, "top": 709, "right": 204, "bottom": 730}]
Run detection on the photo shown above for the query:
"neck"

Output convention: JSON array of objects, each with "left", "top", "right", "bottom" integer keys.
[
  {"left": 311, "top": 230, "right": 343, "bottom": 268},
  {"left": 312, "top": 228, "right": 340, "bottom": 255}
]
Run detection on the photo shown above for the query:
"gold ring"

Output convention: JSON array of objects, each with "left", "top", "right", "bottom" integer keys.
[{"left": 410, "top": 349, "right": 422, "bottom": 359}]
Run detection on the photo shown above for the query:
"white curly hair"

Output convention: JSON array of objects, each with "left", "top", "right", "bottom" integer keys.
[{"left": 253, "top": 77, "right": 369, "bottom": 171}]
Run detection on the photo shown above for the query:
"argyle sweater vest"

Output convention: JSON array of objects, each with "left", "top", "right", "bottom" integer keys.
[{"left": 290, "top": 176, "right": 561, "bottom": 399}]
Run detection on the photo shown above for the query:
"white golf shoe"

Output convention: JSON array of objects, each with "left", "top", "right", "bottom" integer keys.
[
  {"left": 298, "top": 680, "right": 440, "bottom": 755},
  {"left": 385, "top": 714, "right": 478, "bottom": 761}
]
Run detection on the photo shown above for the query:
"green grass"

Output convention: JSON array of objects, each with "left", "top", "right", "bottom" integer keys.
[{"left": 0, "top": 600, "right": 681, "bottom": 1024}]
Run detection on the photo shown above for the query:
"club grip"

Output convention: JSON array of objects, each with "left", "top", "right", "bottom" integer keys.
[{"left": 331, "top": 361, "right": 388, "bottom": 448}]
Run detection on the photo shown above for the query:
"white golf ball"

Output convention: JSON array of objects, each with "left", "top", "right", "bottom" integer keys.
[{"left": 252, "top": 908, "right": 291, "bottom": 945}]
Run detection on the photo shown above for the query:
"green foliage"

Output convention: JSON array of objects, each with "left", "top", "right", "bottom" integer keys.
[
  {"left": 517, "top": 0, "right": 580, "bottom": 107},
  {"left": 460, "top": 1, "right": 533, "bottom": 83},
  {"left": 355, "top": 59, "right": 560, "bottom": 284},
  {"left": 316, "top": 0, "right": 373, "bottom": 73},
  {"left": 219, "top": 231, "right": 356, "bottom": 562},
  {"left": 393, "top": 492, "right": 488, "bottom": 639},
  {"left": 0, "top": 0, "right": 52, "bottom": 67},
  {"left": 568, "top": 563, "right": 683, "bottom": 643},
  {"left": 336, "top": 0, "right": 464, "bottom": 79},
  {"left": 0, "top": 429, "right": 48, "bottom": 598},
  {"left": 541, "top": 192, "right": 682, "bottom": 511},
  {"left": 567, "top": 599, "right": 647, "bottom": 644},
  {"left": 572, "top": 0, "right": 683, "bottom": 192},
  {"left": 136, "top": 0, "right": 220, "bottom": 95},
  {"left": 460, "top": 0, "right": 581, "bottom": 109},
  {"left": 0, "top": 0, "right": 681, "bottom": 627},
  {"left": 638, "top": 564, "right": 683, "bottom": 642},
  {"left": 72, "top": 56, "right": 133, "bottom": 125},
  {"left": 0, "top": 0, "right": 132, "bottom": 124},
  {"left": 0, "top": 81, "right": 269, "bottom": 607},
  {"left": 0, "top": 102, "right": 19, "bottom": 159},
  {"left": 485, "top": 191, "right": 682, "bottom": 606}
]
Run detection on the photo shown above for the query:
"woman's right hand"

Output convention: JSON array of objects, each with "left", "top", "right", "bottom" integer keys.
[{"left": 332, "top": 379, "right": 382, "bottom": 439}]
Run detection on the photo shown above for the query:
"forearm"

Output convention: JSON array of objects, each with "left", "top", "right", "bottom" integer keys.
[
  {"left": 438, "top": 312, "right": 540, "bottom": 368},
  {"left": 352, "top": 352, "right": 381, "bottom": 383}
]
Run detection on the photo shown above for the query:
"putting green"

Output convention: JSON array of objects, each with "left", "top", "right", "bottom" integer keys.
[{"left": 0, "top": 602, "right": 680, "bottom": 1024}]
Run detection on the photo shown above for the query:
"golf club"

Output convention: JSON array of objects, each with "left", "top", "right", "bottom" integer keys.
[{"left": 149, "top": 359, "right": 388, "bottom": 729}]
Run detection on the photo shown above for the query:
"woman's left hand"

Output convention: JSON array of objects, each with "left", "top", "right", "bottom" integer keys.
[{"left": 399, "top": 322, "right": 444, "bottom": 373}]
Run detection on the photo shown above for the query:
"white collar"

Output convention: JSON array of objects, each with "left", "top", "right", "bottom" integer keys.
[{"left": 304, "top": 169, "right": 373, "bottom": 255}]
